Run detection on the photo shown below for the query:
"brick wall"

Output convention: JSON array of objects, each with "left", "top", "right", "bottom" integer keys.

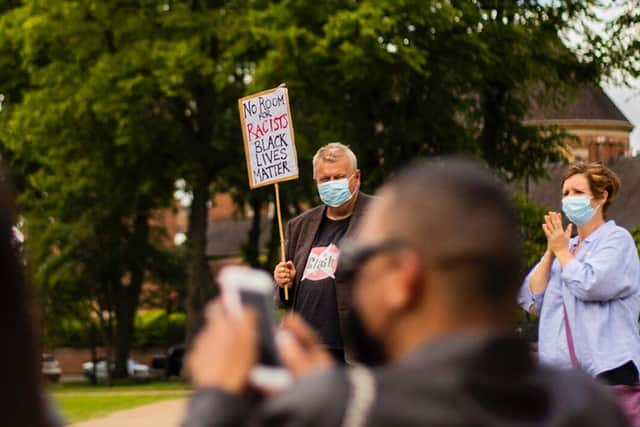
[
  {"left": 565, "top": 126, "right": 632, "bottom": 163},
  {"left": 53, "top": 347, "right": 168, "bottom": 374}
]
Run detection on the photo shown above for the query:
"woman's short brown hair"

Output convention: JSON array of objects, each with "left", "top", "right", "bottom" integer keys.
[{"left": 562, "top": 162, "right": 621, "bottom": 215}]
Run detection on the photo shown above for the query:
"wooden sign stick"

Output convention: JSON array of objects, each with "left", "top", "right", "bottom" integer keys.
[{"left": 274, "top": 182, "right": 288, "bottom": 300}]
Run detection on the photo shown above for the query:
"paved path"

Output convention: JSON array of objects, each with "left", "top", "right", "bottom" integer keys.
[{"left": 70, "top": 398, "right": 188, "bottom": 427}]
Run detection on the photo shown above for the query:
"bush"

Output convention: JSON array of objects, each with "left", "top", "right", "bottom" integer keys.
[
  {"left": 631, "top": 226, "right": 640, "bottom": 254},
  {"left": 514, "top": 193, "right": 549, "bottom": 269},
  {"left": 132, "top": 310, "right": 186, "bottom": 348},
  {"left": 45, "top": 310, "right": 186, "bottom": 348},
  {"left": 166, "top": 312, "right": 187, "bottom": 345},
  {"left": 512, "top": 194, "right": 548, "bottom": 340},
  {"left": 44, "top": 316, "right": 98, "bottom": 349}
]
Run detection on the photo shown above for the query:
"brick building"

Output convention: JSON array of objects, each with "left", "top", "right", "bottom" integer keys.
[
  {"left": 163, "top": 193, "right": 273, "bottom": 268},
  {"left": 526, "top": 84, "right": 634, "bottom": 162}
]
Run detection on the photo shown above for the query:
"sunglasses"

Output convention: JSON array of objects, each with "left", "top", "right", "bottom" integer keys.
[{"left": 339, "top": 238, "right": 407, "bottom": 285}]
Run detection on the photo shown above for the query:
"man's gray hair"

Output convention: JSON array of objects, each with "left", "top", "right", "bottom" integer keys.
[{"left": 312, "top": 142, "right": 358, "bottom": 178}]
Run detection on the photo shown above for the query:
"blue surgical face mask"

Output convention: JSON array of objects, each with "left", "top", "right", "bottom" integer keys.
[
  {"left": 562, "top": 195, "right": 599, "bottom": 226},
  {"left": 317, "top": 177, "right": 353, "bottom": 207}
]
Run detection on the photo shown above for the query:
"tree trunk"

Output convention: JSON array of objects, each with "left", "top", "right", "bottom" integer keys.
[
  {"left": 114, "top": 212, "right": 148, "bottom": 378},
  {"left": 480, "top": 87, "right": 505, "bottom": 169},
  {"left": 104, "top": 313, "right": 114, "bottom": 387},
  {"left": 165, "top": 297, "right": 173, "bottom": 347},
  {"left": 186, "top": 173, "right": 214, "bottom": 346},
  {"left": 246, "top": 194, "right": 262, "bottom": 267},
  {"left": 89, "top": 323, "right": 97, "bottom": 385}
]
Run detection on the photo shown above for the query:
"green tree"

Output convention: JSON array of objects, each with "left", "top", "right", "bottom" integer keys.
[
  {"left": 596, "top": 0, "right": 640, "bottom": 81},
  {"left": 143, "top": 0, "right": 254, "bottom": 341},
  {"left": 0, "top": 0, "right": 267, "bottom": 367},
  {"left": 234, "top": 0, "right": 602, "bottom": 193},
  {"left": 0, "top": 0, "right": 186, "bottom": 378}
]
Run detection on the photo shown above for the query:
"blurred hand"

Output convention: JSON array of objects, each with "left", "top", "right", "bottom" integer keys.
[
  {"left": 277, "top": 314, "right": 333, "bottom": 378},
  {"left": 187, "top": 302, "right": 257, "bottom": 393},
  {"left": 542, "top": 211, "right": 572, "bottom": 256},
  {"left": 274, "top": 261, "right": 296, "bottom": 289}
]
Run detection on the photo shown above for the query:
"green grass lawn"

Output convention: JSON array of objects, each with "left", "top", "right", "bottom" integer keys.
[
  {"left": 53, "top": 393, "right": 186, "bottom": 423},
  {"left": 48, "top": 379, "right": 191, "bottom": 423},
  {"left": 49, "top": 378, "right": 191, "bottom": 394}
]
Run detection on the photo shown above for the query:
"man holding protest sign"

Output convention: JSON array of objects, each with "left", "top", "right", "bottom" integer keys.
[
  {"left": 238, "top": 87, "right": 371, "bottom": 361},
  {"left": 273, "top": 143, "right": 373, "bottom": 361}
]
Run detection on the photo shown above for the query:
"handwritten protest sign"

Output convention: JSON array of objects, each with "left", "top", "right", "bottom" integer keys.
[
  {"left": 238, "top": 87, "right": 299, "bottom": 189},
  {"left": 238, "top": 85, "right": 299, "bottom": 299}
]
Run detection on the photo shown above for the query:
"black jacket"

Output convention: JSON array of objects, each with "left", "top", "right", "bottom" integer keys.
[{"left": 277, "top": 192, "right": 374, "bottom": 351}]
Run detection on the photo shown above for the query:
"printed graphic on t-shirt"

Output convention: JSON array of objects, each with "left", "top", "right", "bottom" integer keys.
[{"left": 302, "top": 243, "right": 341, "bottom": 281}]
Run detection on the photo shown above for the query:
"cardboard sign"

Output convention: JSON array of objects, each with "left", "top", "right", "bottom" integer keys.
[{"left": 238, "top": 87, "right": 299, "bottom": 188}]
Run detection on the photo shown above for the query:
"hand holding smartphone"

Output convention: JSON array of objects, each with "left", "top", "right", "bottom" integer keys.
[{"left": 218, "top": 266, "right": 293, "bottom": 391}]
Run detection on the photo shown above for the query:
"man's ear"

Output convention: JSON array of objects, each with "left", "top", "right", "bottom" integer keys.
[
  {"left": 385, "top": 250, "right": 422, "bottom": 311},
  {"left": 351, "top": 169, "right": 362, "bottom": 193}
]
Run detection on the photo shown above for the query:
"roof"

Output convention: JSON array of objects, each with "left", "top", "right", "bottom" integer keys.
[
  {"left": 527, "top": 84, "right": 632, "bottom": 125},
  {"left": 526, "top": 157, "right": 640, "bottom": 230},
  {"left": 206, "top": 217, "right": 273, "bottom": 258}
]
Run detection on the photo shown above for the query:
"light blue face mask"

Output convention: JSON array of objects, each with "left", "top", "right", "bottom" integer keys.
[
  {"left": 561, "top": 195, "right": 599, "bottom": 226},
  {"left": 317, "top": 178, "right": 353, "bottom": 207}
]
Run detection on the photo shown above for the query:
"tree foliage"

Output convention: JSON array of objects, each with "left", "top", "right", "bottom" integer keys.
[
  {"left": 596, "top": 0, "right": 640, "bottom": 81},
  {"left": 0, "top": 0, "right": 206, "bottom": 377},
  {"left": 239, "top": 0, "right": 602, "bottom": 194}
]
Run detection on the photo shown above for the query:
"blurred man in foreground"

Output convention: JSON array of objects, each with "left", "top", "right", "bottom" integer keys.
[{"left": 184, "top": 158, "right": 627, "bottom": 427}]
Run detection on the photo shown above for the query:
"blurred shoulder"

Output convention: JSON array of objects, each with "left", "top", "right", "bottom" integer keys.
[
  {"left": 357, "top": 193, "right": 376, "bottom": 208},
  {"left": 261, "top": 368, "right": 349, "bottom": 426}
]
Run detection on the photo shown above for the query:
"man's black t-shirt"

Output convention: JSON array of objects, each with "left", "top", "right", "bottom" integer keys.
[{"left": 296, "top": 215, "right": 350, "bottom": 350}]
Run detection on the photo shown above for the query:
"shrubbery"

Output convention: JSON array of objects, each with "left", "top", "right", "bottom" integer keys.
[
  {"left": 514, "top": 193, "right": 549, "bottom": 269},
  {"left": 43, "top": 317, "right": 96, "bottom": 349},
  {"left": 631, "top": 227, "right": 640, "bottom": 254},
  {"left": 133, "top": 310, "right": 186, "bottom": 348},
  {"left": 46, "top": 310, "right": 186, "bottom": 348},
  {"left": 513, "top": 194, "right": 548, "bottom": 341}
]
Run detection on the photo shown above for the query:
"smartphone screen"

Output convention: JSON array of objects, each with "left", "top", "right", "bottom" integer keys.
[
  {"left": 237, "top": 288, "right": 280, "bottom": 366},
  {"left": 219, "top": 266, "right": 281, "bottom": 366},
  {"left": 219, "top": 266, "right": 293, "bottom": 391}
]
